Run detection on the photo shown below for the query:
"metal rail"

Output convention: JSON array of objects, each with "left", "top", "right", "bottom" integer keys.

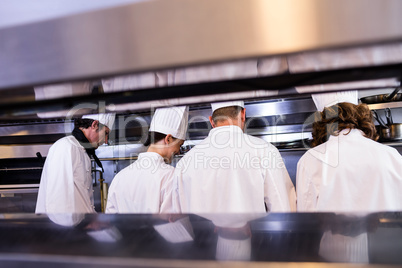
[
  {"left": 0, "top": 184, "right": 39, "bottom": 189},
  {"left": 0, "top": 167, "right": 42, "bottom": 172}
]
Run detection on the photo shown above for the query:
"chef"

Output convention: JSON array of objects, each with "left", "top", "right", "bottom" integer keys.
[
  {"left": 35, "top": 113, "right": 115, "bottom": 213},
  {"left": 106, "top": 106, "right": 189, "bottom": 213},
  {"left": 172, "top": 101, "right": 296, "bottom": 213},
  {"left": 296, "top": 91, "right": 402, "bottom": 212}
]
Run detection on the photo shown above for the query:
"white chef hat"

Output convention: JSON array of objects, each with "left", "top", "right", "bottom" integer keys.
[
  {"left": 216, "top": 236, "right": 251, "bottom": 261},
  {"left": 82, "top": 113, "right": 116, "bottom": 130},
  {"left": 149, "top": 106, "right": 189, "bottom": 140},
  {"left": 211, "top": 101, "right": 245, "bottom": 113},
  {"left": 312, "top": 90, "right": 358, "bottom": 111}
]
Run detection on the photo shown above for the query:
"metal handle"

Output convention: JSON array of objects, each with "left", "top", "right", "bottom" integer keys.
[
  {"left": 384, "top": 86, "right": 401, "bottom": 101},
  {"left": 36, "top": 152, "right": 45, "bottom": 167},
  {"left": 385, "top": 108, "right": 393, "bottom": 125},
  {"left": 372, "top": 110, "right": 388, "bottom": 129}
]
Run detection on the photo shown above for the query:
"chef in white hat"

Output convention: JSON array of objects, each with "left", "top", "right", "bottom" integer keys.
[
  {"left": 106, "top": 106, "right": 189, "bottom": 213},
  {"left": 296, "top": 90, "right": 402, "bottom": 212},
  {"left": 172, "top": 100, "right": 296, "bottom": 213},
  {"left": 36, "top": 113, "right": 115, "bottom": 214}
]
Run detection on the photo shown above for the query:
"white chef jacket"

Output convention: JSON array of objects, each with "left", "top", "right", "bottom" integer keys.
[
  {"left": 297, "top": 128, "right": 402, "bottom": 212},
  {"left": 319, "top": 231, "right": 369, "bottom": 263},
  {"left": 106, "top": 152, "right": 175, "bottom": 213},
  {"left": 36, "top": 136, "right": 95, "bottom": 213},
  {"left": 172, "top": 125, "right": 296, "bottom": 213}
]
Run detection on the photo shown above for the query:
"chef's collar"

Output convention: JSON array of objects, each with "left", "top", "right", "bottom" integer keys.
[
  {"left": 72, "top": 128, "right": 104, "bottom": 172},
  {"left": 138, "top": 152, "right": 165, "bottom": 162},
  {"left": 209, "top": 125, "right": 243, "bottom": 136},
  {"left": 328, "top": 128, "right": 364, "bottom": 141}
]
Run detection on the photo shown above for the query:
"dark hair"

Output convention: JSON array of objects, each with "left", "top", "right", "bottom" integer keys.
[
  {"left": 311, "top": 102, "right": 378, "bottom": 147},
  {"left": 143, "top": 131, "right": 168, "bottom": 146},
  {"left": 74, "top": 118, "right": 106, "bottom": 130},
  {"left": 211, "top": 106, "right": 243, "bottom": 125},
  {"left": 75, "top": 118, "right": 94, "bottom": 129}
]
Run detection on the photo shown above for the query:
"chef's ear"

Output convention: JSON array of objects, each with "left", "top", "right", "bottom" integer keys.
[
  {"left": 209, "top": 116, "right": 216, "bottom": 128},
  {"left": 240, "top": 108, "right": 246, "bottom": 122},
  {"left": 91, "top": 120, "right": 99, "bottom": 130},
  {"left": 164, "top": 134, "right": 173, "bottom": 144}
]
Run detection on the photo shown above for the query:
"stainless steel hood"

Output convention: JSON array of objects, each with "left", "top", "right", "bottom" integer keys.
[{"left": 1, "top": 0, "right": 402, "bottom": 90}]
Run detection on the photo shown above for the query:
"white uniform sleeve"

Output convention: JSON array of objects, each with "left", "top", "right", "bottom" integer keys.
[
  {"left": 159, "top": 168, "right": 175, "bottom": 214},
  {"left": 296, "top": 155, "right": 317, "bottom": 211},
  {"left": 170, "top": 164, "right": 183, "bottom": 213},
  {"left": 40, "top": 141, "right": 76, "bottom": 213},
  {"left": 105, "top": 180, "right": 118, "bottom": 213},
  {"left": 263, "top": 146, "right": 297, "bottom": 212}
]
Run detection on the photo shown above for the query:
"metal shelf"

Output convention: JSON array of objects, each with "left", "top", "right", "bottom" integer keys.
[
  {"left": 367, "top": 101, "right": 402, "bottom": 110},
  {"left": 379, "top": 141, "right": 402, "bottom": 146},
  {"left": 0, "top": 184, "right": 39, "bottom": 189}
]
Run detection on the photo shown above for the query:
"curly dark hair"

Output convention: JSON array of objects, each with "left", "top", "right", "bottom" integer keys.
[{"left": 311, "top": 102, "right": 378, "bottom": 147}]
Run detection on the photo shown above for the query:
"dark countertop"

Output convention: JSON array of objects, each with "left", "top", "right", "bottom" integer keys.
[{"left": 0, "top": 212, "right": 401, "bottom": 267}]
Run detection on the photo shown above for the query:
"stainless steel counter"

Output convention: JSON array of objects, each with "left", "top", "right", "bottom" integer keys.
[{"left": 0, "top": 212, "right": 401, "bottom": 267}]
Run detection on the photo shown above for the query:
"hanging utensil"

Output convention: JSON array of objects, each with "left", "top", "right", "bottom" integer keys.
[
  {"left": 372, "top": 110, "right": 388, "bottom": 129},
  {"left": 372, "top": 110, "right": 402, "bottom": 141},
  {"left": 384, "top": 108, "right": 402, "bottom": 141},
  {"left": 385, "top": 108, "right": 393, "bottom": 126}
]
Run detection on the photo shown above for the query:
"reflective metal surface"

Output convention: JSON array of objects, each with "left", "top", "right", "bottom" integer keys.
[
  {"left": 0, "top": 212, "right": 401, "bottom": 267},
  {"left": 0, "top": 144, "right": 51, "bottom": 159},
  {"left": 0, "top": 98, "right": 316, "bottom": 157},
  {"left": 0, "top": 122, "right": 72, "bottom": 136},
  {"left": 1, "top": 0, "right": 402, "bottom": 90},
  {"left": 367, "top": 102, "right": 402, "bottom": 110}
]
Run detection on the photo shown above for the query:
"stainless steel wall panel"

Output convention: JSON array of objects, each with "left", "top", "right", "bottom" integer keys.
[
  {"left": 0, "top": 123, "right": 72, "bottom": 137},
  {"left": 1, "top": 0, "right": 402, "bottom": 89},
  {"left": 0, "top": 145, "right": 51, "bottom": 159},
  {"left": 246, "top": 99, "right": 316, "bottom": 117},
  {"left": 188, "top": 99, "right": 316, "bottom": 123}
]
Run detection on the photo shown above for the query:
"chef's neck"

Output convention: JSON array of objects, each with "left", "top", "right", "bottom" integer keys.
[
  {"left": 148, "top": 144, "right": 163, "bottom": 154},
  {"left": 214, "top": 120, "right": 244, "bottom": 131},
  {"left": 146, "top": 135, "right": 179, "bottom": 163},
  {"left": 209, "top": 108, "right": 246, "bottom": 131},
  {"left": 209, "top": 116, "right": 245, "bottom": 131}
]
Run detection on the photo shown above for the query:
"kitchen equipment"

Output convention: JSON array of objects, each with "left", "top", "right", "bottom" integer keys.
[
  {"left": 373, "top": 110, "right": 391, "bottom": 140},
  {"left": 384, "top": 109, "right": 402, "bottom": 141},
  {"left": 360, "top": 86, "right": 402, "bottom": 104},
  {"left": 385, "top": 108, "right": 393, "bottom": 125},
  {"left": 373, "top": 109, "right": 402, "bottom": 141},
  {"left": 379, "top": 123, "right": 402, "bottom": 141},
  {"left": 271, "top": 139, "right": 312, "bottom": 149},
  {"left": 372, "top": 110, "right": 388, "bottom": 128}
]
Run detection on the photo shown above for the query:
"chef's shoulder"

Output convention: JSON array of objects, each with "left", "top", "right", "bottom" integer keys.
[
  {"left": 49, "top": 135, "right": 83, "bottom": 154},
  {"left": 243, "top": 133, "right": 280, "bottom": 151},
  {"left": 371, "top": 140, "right": 402, "bottom": 160},
  {"left": 174, "top": 140, "right": 206, "bottom": 169},
  {"left": 298, "top": 142, "right": 327, "bottom": 165}
]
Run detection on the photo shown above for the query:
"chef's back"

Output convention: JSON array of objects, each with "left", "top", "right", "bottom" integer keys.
[
  {"left": 297, "top": 91, "right": 402, "bottom": 212},
  {"left": 172, "top": 101, "right": 296, "bottom": 214}
]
